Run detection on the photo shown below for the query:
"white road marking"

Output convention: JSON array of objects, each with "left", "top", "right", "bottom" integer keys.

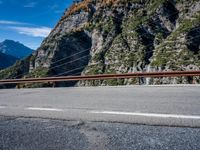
[
  {"left": 90, "top": 111, "right": 200, "bottom": 120},
  {"left": 25, "top": 107, "right": 63, "bottom": 112},
  {"left": 0, "top": 106, "right": 6, "bottom": 109}
]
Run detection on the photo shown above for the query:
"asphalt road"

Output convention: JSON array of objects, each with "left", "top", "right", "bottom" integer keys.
[
  {"left": 0, "top": 116, "right": 200, "bottom": 150},
  {"left": 0, "top": 85, "right": 200, "bottom": 150},
  {"left": 0, "top": 85, "right": 200, "bottom": 127}
]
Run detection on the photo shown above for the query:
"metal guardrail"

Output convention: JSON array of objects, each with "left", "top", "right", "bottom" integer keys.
[{"left": 0, "top": 71, "right": 200, "bottom": 85}]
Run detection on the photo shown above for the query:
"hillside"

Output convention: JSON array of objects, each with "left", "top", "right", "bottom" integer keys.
[
  {"left": 0, "top": 52, "right": 18, "bottom": 70},
  {"left": 0, "top": 40, "right": 34, "bottom": 59},
  {"left": 0, "top": 0, "right": 200, "bottom": 87}
]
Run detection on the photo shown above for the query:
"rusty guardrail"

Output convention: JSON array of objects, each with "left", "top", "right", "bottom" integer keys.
[{"left": 0, "top": 71, "right": 200, "bottom": 85}]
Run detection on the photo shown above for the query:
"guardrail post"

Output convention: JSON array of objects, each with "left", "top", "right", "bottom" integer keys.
[
  {"left": 187, "top": 76, "right": 193, "bottom": 84},
  {"left": 16, "top": 84, "right": 21, "bottom": 89},
  {"left": 139, "top": 77, "right": 145, "bottom": 85},
  {"left": 52, "top": 82, "right": 56, "bottom": 88}
]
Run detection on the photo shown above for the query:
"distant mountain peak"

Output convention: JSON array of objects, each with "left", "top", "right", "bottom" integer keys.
[
  {"left": 0, "top": 39, "right": 34, "bottom": 59},
  {"left": 3, "top": 39, "right": 16, "bottom": 42},
  {"left": 3, "top": 39, "right": 25, "bottom": 45}
]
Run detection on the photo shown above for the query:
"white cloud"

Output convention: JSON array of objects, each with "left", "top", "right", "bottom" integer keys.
[
  {"left": 0, "top": 20, "right": 28, "bottom": 25},
  {"left": 0, "top": 20, "right": 52, "bottom": 38},
  {"left": 24, "top": 2, "right": 37, "bottom": 8},
  {"left": 10, "top": 26, "right": 52, "bottom": 37}
]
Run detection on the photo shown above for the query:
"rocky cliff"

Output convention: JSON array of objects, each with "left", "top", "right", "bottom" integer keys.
[{"left": 1, "top": 0, "right": 200, "bottom": 87}]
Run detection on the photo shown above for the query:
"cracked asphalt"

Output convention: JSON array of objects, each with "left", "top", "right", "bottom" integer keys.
[{"left": 0, "top": 117, "right": 200, "bottom": 150}]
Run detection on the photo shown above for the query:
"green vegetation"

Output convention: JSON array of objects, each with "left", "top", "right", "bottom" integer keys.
[
  {"left": 85, "top": 64, "right": 104, "bottom": 75},
  {"left": 170, "top": 13, "right": 200, "bottom": 41},
  {"left": 26, "top": 67, "right": 49, "bottom": 78},
  {"left": 0, "top": 59, "right": 28, "bottom": 79},
  {"left": 147, "top": 0, "right": 165, "bottom": 14}
]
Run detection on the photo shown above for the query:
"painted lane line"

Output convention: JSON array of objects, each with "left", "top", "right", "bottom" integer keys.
[
  {"left": 90, "top": 111, "right": 200, "bottom": 120},
  {"left": 0, "top": 106, "right": 6, "bottom": 109},
  {"left": 25, "top": 107, "right": 63, "bottom": 112}
]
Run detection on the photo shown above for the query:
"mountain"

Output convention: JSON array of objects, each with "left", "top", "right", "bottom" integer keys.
[
  {"left": 0, "top": 52, "right": 18, "bottom": 70},
  {"left": 0, "top": 0, "right": 200, "bottom": 87},
  {"left": 0, "top": 40, "right": 34, "bottom": 59}
]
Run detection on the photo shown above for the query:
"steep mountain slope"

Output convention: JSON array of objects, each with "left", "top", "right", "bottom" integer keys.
[
  {"left": 0, "top": 0, "right": 200, "bottom": 87},
  {"left": 0, "top": 52, "right": 18, "bottom": 70},
  {"left": 0, "top": 40, "right": 34, "bottom": 59}
]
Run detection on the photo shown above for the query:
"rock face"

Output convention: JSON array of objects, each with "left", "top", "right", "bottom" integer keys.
[{"left": 1, "top": 0, "right": 200, "bottom": 87}]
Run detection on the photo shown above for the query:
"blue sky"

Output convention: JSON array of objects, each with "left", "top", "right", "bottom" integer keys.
[{"left": 0, "top": 0, "right": 73, "bottom": 49}]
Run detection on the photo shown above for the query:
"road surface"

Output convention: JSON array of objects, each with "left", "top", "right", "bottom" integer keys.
[
  {"left": 0, "top": 85, "right": 200, "bottom": 127},
  {"left": 0, "top": 116, "right": 200, "bottom": 150},
  {"left": 0, "top": 85, "right": 200, "bottom": 149}
]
